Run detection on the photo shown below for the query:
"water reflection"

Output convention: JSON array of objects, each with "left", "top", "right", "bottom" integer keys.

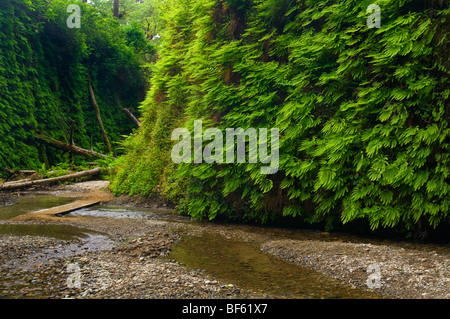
[{"left": 0, "top": 195, "right": 76, "bottom": 220}]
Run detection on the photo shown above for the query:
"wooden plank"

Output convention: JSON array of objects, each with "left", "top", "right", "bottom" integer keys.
[{"left": 13, "top": 199, "right": 101, "bottom": 221}]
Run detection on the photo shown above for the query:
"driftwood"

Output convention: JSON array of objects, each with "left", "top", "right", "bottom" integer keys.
[
  {"left": 4, "top": 178, "right": 32, "bottom": 184},
  {"left": 35, "top": 134, "right": 110, "bottom": 160},
  {"left": 123, "top": 108, "right": 141, "bottom": 127},
  {"left": 0, "top": 167, "right": 102, "bottom": 191},
  {"left": 2, "top": 169, "right": 36, "bottom": 176},
  {"left": 2, "top": 169, "right": 38, "bottom": 184}
]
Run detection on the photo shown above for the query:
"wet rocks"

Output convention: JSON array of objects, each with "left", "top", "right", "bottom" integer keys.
[
  {"left": 57, "top": 181, "right": 110, "bottom": 193},
  {"left": 116, "top": 231, "right": 180, "bottom": 258},
  {"left": 2, "top": 181, "right": 448, "bottom": 300},
  {"left": 59, "top": 252, "right": 253, "bottom": 299},
  {"left": 0, "top": 235, "right": 71, "bottom": 298}
]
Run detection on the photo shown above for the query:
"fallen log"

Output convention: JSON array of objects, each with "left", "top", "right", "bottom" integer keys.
[
  {"left": 3, "top": 168, "right": 35, "bottom": 178},
  {"left": 4, "top": 178, "right": 32, "bottom": 184},
  {"left": 123, "top": 108, "right": 141, "bottom": 127},
  {"left": 0, "top": 167, "right": 102, "bottom": 191},
  {"left": 2, "top": 169, "right": 39, "bottom": 183},
  {"left": 35, "top": 134, "right": 111, "bottom": 160}
]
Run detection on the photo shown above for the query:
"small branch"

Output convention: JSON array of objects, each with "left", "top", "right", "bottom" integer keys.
[{"left": 2, "top": 168, "right": 14, "bottom": 177}]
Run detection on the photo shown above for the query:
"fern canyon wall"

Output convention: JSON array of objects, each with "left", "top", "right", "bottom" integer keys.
[{"left": 110, "top": 0, "right": 450, "bottom": 239}]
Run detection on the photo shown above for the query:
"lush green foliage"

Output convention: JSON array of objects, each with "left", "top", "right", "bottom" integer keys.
[
  {"left": 113, "top": 0, "right": 449, "bottom": 234},
  {"left": 0, "top": 0, "right": 148, "bottom": 173}
]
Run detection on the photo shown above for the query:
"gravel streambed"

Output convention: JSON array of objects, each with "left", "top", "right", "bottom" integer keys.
[
  {"left": 261, "top": 239, "right": 450, "bottom": 299},
  {"left": 1, "top": 181, "right": 449, "bottom": 299},
  {"left": 0, "top": 216, "right": 271, "bottom": 299}
]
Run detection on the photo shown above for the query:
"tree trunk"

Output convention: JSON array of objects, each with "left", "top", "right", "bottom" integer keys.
[
  {"left": 113, "top": 0, "right": 119, "bottom": 18},
  {"left": 0, "top": 168, "right": 102, "bottom": 191},
  {"left": 87, "top": 76, "right": 113, "bottom": 154},
  {"left": 35, "top": 134, "right": 111, "bottom": 160},
  {"left": 123, "top": 108, "right": 141, "bottom": 127}
]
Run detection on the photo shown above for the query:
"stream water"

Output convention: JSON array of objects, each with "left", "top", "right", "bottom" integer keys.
[
  {"left": 169, "top": 232, "right": 378, "bottom": 298},
  {"left": 0, "top": 194, "right": 76, "bottom": 220},
  {"left": 0, "top": 196, "right": 116, "bottom": 272},
  {"left": 69, "top": 205, "right": 188, "bottom": 222},
  {"left": 0, "top": 194, "right": 99, "bottom": 240}
]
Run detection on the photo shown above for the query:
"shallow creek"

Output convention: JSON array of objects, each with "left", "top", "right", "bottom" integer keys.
[
  {"left": 0, "top": 196, "right": 116, "bottom": 270},
  {"left": 169, "top": 232, "right": 379, "bottom": 298},
  {"left": 0, "top": 194, "right": 76, "bottom": 220}
]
